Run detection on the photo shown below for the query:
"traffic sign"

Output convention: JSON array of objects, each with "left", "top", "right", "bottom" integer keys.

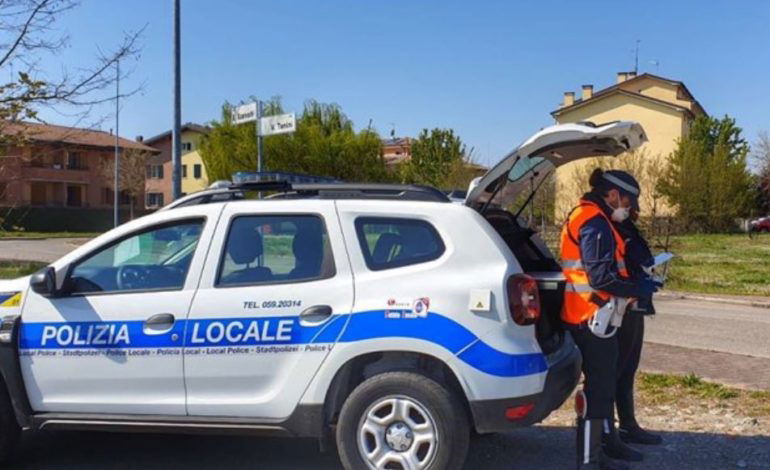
[{"left": 260, "top": 112, "right": 296, "bottom": 136}]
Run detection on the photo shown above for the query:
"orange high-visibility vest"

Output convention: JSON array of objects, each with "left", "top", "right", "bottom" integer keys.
[{"left": 560, "top": 199, "right": 629, "bottom": 325}]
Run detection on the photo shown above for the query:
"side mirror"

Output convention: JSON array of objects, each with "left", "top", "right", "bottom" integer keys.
[{"left": 30, "top": 267, "right": 57, "bottom": 298}]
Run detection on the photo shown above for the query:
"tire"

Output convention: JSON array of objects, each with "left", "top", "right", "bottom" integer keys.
[
  {"left": 0, "top": 383, "right": 20, "bottom": 464},
  {"left": 336, "top": 371, "right": 469, "bottom": 470}
]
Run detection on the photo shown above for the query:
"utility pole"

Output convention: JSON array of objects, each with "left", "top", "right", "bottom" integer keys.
[
  {"left": 113, "top": 59, "right": 120, "bottom": 227},
  {"left": 256, "top": 99, "right": 263, "bottom": 174},
  {"left": 171, "top": 0, "right": 182, "bottom": 200}
]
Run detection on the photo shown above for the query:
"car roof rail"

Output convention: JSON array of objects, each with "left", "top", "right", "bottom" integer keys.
[
  {"left": 162, "top": 181, "right": 450, "bottom": 210},
  {"left": 288, "top": 183, "right": 450, "bottom": 202}
]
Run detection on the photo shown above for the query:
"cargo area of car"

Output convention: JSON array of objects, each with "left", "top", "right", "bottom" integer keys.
[{"left": 484, "top": 208, "right": 566, "bottom": 355}]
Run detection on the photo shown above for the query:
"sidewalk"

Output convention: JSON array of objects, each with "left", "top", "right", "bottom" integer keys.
[
  {"left": 641, "top": 342, "right": 770, "bottom": 391},
  {"left": 658, "top": 290, "right": 770, "bottom": 309}
]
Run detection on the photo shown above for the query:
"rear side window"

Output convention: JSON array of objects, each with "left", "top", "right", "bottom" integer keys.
[
  {"left": 218, "top": 214, "right": 335, "bottom": 286},
  {"left": 355, "top": 217, "right": 445, "bottom": 271}
]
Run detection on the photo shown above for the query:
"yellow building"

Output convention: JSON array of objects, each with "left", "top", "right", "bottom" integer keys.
[
  {"left": 551, "top": 72, "right": 706, "bottom": 218},
  {"left": 145, "top": 123, "right": 210, "bottom": 208},
  {"left": 180, "top": 129, "right": 209, "bottom": 195}
]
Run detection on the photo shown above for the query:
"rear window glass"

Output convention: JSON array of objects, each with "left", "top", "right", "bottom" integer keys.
[{"left": 355, "top": 217, "right": 445, "bottom": 271}]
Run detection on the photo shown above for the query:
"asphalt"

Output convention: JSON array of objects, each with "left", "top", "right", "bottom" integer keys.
[
  {"left": 647, "top": 298, "right": 770, "bottom": 359},
  {"left": 0, "top": 238, "right": 89, "bottom": 264},
  {"left": 5, "top": 427, "right": 769, "bottom": 470}
]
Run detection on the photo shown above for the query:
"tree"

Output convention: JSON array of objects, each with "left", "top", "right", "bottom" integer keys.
[
  {"left": 99, "top": 148, "right": 150, "bottom": 220},
  {"left": 200, "top": 98, "right": 393, "bottom": 183},
  {"left": 559, "top": 148, "right": 665, "bottom": 222},
  {"left": 658, "top": 115, "right": 754, "bottom": 232},
  {"left": 0, "top": 0, "right": 142, "bottom": 138},
  {"left": 753, "top": 132, "right": 770, "bottom": 214},
  {"left": 399, "top": 128, "right": 468, "bottom": 188}
]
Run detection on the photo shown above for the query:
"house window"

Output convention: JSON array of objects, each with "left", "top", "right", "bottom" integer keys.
[
  {"left": 67, "top": 152, "right": 84, "bottom": 170},
  {"left": 146, "top": 192, "right": 164, "bottom": 207},
  {"left": 147, "top": 164, "right": 164, "bottom": 179},
  {"left": 102, "top": 187, "right": 114, "bottom": 205},
  {"left": 182, "top": 165, "right": 188, "bottom": 178},
  {"left": 182, "top": 142, "right": 192, "bottom": 152},
  {"left": 193, "top": 164, "right": 202, "bottom": 179}
]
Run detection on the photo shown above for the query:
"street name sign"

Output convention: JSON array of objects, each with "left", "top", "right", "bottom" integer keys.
[
  {"left": 260, "top": 112, "right": 296, "bottom": 136},
  {"left": 232, "top": 102, "right": 258, "bottom": 124}
]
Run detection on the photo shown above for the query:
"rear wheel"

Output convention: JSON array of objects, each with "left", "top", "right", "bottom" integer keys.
[{"left": 336, "top": 371, "right": 469, "bottom": 470}]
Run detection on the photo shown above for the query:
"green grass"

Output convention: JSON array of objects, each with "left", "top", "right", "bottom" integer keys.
[
  {"left": 663, "top": 233, "right": 770, "bottom": 296},
  {"left": 640, "top": 372, "right": 739, "bottom": 400},
  {"left": 637, "top": 372, "right": 770, "bottom": 417},
  {"left": 0, "top": 231, "right": 99, "bottom": 239},
  {"left": 0, "top": 260, "right": 46, "bottom": 279}
]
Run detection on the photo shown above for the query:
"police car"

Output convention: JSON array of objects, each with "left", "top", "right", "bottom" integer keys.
[{"left": 0, "top": 120, "right": 645, "bottom": 469}]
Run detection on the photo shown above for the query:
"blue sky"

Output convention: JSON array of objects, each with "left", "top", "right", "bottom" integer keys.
[{"left": 35, "top": 0, "right": 770, "bottom": 166}]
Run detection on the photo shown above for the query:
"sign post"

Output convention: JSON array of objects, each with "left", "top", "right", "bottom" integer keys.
[{"left": 231, "top": 102, "right": 297, "bottom": 193}]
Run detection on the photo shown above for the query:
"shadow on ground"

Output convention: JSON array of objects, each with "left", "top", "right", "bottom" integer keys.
[{"left": 6, "top": 426, "right": 770, "bottom": 469}]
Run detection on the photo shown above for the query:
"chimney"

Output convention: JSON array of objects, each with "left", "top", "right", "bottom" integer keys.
[
  {"left": 627, "top": 71, "right": 637, "bottom": 79},
  {"left": 563, "top": 91, "right": 575, "bottom": 107},
  {"left": 136, "top": 135, "right": 144, "bottom": 142},
  {"left": 617, "top": 72, "right": 628, "bottom": 83},
  {"left": 582, "top": 84, "right": 593, "bottom": 100}
]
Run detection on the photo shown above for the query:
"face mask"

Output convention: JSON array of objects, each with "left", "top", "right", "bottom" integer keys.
[
  {"left": 608, "top": 196, "right": 631, "bottom": 222},
  {"left": 611, "top": 206, "right": 631, "bottom": 222}
]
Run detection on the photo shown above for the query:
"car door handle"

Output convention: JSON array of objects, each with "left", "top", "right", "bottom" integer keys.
[
  {"left": 299, "top": 305, "right": 333, "bottom": 326},
  {"left": 144, "top": 313, "right": 176, "bottom": 335}
]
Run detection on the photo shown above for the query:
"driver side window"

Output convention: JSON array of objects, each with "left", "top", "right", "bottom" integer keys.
[{"left": 68, "top": 219, "right": 204, "bottom": 294}]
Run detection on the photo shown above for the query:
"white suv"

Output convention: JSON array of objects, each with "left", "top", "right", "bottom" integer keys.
[{"left": 0, "top": 121, "right": 645, "bottom": 469}]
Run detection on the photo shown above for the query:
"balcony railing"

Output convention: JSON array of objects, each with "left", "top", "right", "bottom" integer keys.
[{"left": 25, "top": 162, "right": 89, "bottom": 171}]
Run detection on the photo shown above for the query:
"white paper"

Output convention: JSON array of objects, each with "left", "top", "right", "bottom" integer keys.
[{"left": 651, "top": 252, "right": 674, "bottom": 268}]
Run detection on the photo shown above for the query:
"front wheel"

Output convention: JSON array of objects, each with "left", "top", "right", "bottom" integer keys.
[{"left": 336, "top": 371, "right": 469, "bottom": 470}]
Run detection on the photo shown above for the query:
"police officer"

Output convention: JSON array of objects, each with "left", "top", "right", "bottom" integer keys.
[
  {"left": 560, "top": 169, "right": 658, "bottom": 469},
  {"left": 611, "top": 208, "right": 664, "bottom": 447}
]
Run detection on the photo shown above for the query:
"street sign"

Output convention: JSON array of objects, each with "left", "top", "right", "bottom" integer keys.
[
  {"left": 260, "top": 112, "right": 296, "bottom": 136},
  {"left": 232, "top": 102, "right": 258, "bottom": 124}
]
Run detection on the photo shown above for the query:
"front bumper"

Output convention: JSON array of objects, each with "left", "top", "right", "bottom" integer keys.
[{"left": 469, "top": 332, "right": 582, "bottom": 433}]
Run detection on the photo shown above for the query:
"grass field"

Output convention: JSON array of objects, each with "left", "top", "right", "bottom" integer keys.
[
  {"left": 0, "top": 260, "right": 46, "bottom": 279},
  {"left": 664, "top": 233, "right": 770, "bottom": 296},
  {"left": 0, "top": 231, "right": 99, "bottom": 239}
]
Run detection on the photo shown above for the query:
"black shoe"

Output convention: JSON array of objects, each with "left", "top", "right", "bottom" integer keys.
[
  {"left": 619, "top": 423, "right": 663, "bottom": 445},
  {"left": 577, "top": 419, "right": 630, "bottom": 470},
  {"left": 603, "top": 420, "right": 644, "bottom": 461}
]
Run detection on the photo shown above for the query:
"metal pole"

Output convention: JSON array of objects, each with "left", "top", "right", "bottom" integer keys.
[
  {"left": 171, "top": 0, "right": 182, "bottom": 200},
  {"left": 256, "top": 99, "right": 263, "bottom": 173},
  {"left": 256, "top": 100, "right": 263, "bottom": 198},
  {"left": 113, "top": 59, "right": 120, "bottom": 227}
]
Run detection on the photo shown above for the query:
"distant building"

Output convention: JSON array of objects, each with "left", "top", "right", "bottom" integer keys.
[
  {"left": 0, "top": 121, "right": 157, "bottom": 209},
  {"left": 144, "top": 123, "right": 210, "bottom": 208},
  {"left": 382, "top": 137, "right": 412, "bottom": 166},
  {"left": 551, "top": 72, "right": 706, "bottom": 216}
]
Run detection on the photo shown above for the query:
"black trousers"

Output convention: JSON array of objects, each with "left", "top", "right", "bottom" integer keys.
[
  {"left": 616, "top": 312, "right": 644, "bottom": 426},
  {"left": 570, "top": 326, "right": 618, "bottom": 419}
]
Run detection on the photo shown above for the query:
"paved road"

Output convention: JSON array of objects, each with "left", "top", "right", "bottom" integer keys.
[
  {"left": 648, "top": 298, "right": 770, "bottom": 358},
  {"left": 0, "top": 238, "right": 89, "bottom": 264}
]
